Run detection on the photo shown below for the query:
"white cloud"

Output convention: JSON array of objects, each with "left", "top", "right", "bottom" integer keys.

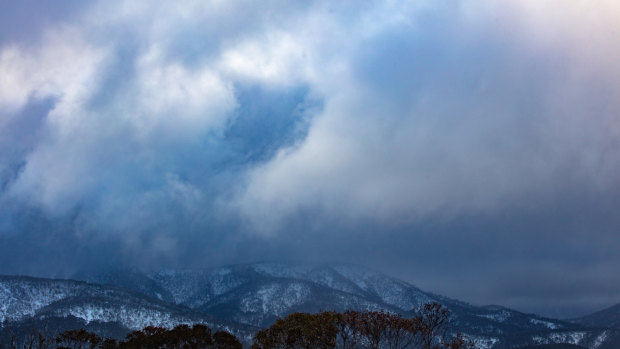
[
  {"left": 1, "top": 3, "right": 239, "bottom": 218},
  {"left": 132, "top": 46, "right": 236, "bottom": 140},
  {"left": 0, "top": 27, "right": 105, "bottom": 120},
  {"left": 218, "top": 32, "right": 310, "bottom": 86},
  {"left": 235, "top": 0, "right": 620, "bottom": 234},
  {"left": 2, "top": 0, "right": 620, "bottom": 239},
  {"left": 1, "top": 0, "right": 620, "bottom": 313}
]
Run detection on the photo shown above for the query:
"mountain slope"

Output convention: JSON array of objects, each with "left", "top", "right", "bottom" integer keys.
[
  {"left": 0, "top": 275, "right": 256, "bottom": 343},
  {"left": 4, "top": 263, "right": 616, "bottom": 348},
  {"left": 74, "top": 263, "right": 618, "bottom": 349},
  {"left": 572, "top": 304, "right": 620, "bottom": 329}
]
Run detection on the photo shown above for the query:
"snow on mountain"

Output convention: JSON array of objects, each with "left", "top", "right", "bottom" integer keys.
[
  {"left": 0, "top": 275, "right": 254, "bottom": 342},
  {"left": 5, "top": 263, "right": 618, "bottom": 348},
  {"left": 74, "top": 263, "right": 572, "bottom": 332},
  {"left": 200, "top": 277, "right": 393, "bottom": 327},
  {"left": 331, "top": 265, "right": 435, "bottom": 311},
  {"left": 147, "top": 267, "right": 257, "bottom": 308},
  {"left": 533, "top": 331, "right": 587, "bottom": 346},
  {"left": 531, "top": 318, "right": 561, "bottom": 330},
  {"left": 74, "top": 268, "right": 174, "bottom": 302},
  {"left": 464, "top": 335, "right": 500, "bottom": 349},
  {"left": 477, "top": 310, "right": 512, "bottom": 323},
  {"left": 148, "top": 269, "right": 214, "bottom": 305},
  {"left": 239, "top": 282, "right": 310, "bottom": 314},
  {"left": 251, "top": 264, "right": 370, "bottom": 298},
  {"left": 250, "top": 263, "right": 314, "bottom": 279},
  {"left": 0, "top": 276, "right": 90, "bottom": 322},
  {"left": 236, "top": 263, "right": 438, "bottom": 311}
]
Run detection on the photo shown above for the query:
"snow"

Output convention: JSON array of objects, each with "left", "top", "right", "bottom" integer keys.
[
  {"left": 463, "top": 335, "right": 499, "bottom": 349},
  {"left": 62, "top": 304, "right": 195, "bottom": 330},
  {"left": 0, "top": 277, "right": 83, "bottom": 322},
  {"left": 477, "top": 310, "right": 511, "bottom": 322},
  {"left": 239, "top": 282, "right": 310, "bottom": 316},
  {"left": 149, "top": 268, "right": 250, "bottom": 307},
  {"left": 593, "top": 330, "right": 608, "bottom": 348},
  {"left": 530, "top": 317, "right": 560, "bottom": 329},
  {"left": 332, "top": 266, "right": 433, "bottom": 311},
  {"left": 123, "top": 264, "right": 440, "bottom": 321},
  {"left": 149, "top": 270, "right": 211, "bottom": 304},
  {"left": 0, "top": 276, "right": 216, "bottom": 334},
  {"left": 533, "top": 331, "right": 586, "bottom": 346},
  {"left": 5, "top": 264, "right": 610, "bottom": 349}
]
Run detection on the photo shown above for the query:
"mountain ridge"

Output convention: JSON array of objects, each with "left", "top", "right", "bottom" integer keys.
[
  {"left": 70, "top": 262, "right": 617, "bottom": 349},
  {"left": 570, "top": 303, "right": 620, "bottom": 330},
  {"left": 2, "top": 263, "right": 619, "bottom": 349}
]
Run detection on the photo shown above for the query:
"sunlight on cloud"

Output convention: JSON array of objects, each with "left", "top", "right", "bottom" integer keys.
[
  {"left": 133, "top": 46, "right": 236, "bottom": 140},
  {"left": 219, "top": 32, "right": 309, "bottom": 86},
  {"left": 0, "top": 27, "right": 105, "bottom": 118}
]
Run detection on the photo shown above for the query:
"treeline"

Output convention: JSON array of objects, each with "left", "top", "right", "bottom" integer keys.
[
  {"left": 3, "top": 303, "right": 476, "bottom": 349},
  {"left": 252, "top": 303, "right": 474, "bottom": 349},
  {"left": 3, "top": 324, "right": 242, "bottom": 349}
]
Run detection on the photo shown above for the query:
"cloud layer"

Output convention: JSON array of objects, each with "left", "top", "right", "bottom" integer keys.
[{"left": 1, "top": 0, "right": 620, "bottom": 317}]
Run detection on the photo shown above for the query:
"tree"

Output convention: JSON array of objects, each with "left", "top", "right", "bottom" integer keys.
[
  {"left": 252, "top": 311, "right": 340, "bottom": 349},
  {"left": 336, "top": 311, "right": 361, "bottom": 349},
  {"left": 213, "top": 331, "right": 242, "bottom": 349},
  {"left": 442, "top": 334, "right": 475, "bottom": 349},
  {"left": 417, "top": 303, "right": 450, "bottom": 349},
  {"left": 356, "top": 311, "right": 389, "bottom": 349},
  {"left": 252, "top": 303, "right": 475, "bottom": 349},
  {"left": 119, "top": 324, "right": 213, "bottom": 349},
  {"left": 55, "top": 329, "right": 102, "bottom": 349}
]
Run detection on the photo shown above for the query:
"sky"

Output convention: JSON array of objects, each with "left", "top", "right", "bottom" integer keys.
[{"left": 1, "top": 0, "right": 620, "bottom": 319}]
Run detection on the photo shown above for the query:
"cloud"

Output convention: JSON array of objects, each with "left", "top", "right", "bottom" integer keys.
[
  {"left": 0, "top": 27, "right": 105, "bottom": 116},
  {"left": 236, "top": 0, "right": 620, "bottom": 233},
  {"left": 0, "top": 0, "right": 620, "bottom": 316}
]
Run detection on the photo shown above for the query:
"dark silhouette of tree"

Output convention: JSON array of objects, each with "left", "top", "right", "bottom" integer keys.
[
  {"left": 55, "top": 329, "right": 102, "bottom": 349},
  {"left": 120, "top": 325, "right": 166, "bottom": 348},
  {"left": 338, "top": 310, "right": 424, "bottom": 349},
  {"left": 336, "top": 311, "right": 362, "bottom": 349},
  {"left": 252, "top": 311, "right": 340, "bottom": 349},
  {"left": 252, "top": 303, "right": 475, "bottom": 349},
  {"left": 383, "top": 313, "right": 423, "bottom": 349},
  {"left": 2, "top": 316, "right": 53, "bottom": 349},
  {"left": 100, "top": 338, "right": 118, "bottom": 349},
  {"left": 213, "top": 331, "right": 242, "bottom": 349},
  {"left": 417, "top": 303, "right": 450, "bottom": 349},
  {"left": 357, "top": 311, "right": 390, "bottom": 349},
  {"left": 119, "top": 324, "right": 213, "bottom": 349},
  {"left": 442, "top": 334, "right": 475, "bottom": 349}
]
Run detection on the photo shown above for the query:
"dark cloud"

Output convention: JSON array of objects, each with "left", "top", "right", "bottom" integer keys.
[{"left": 0, "top": 0, "right": 619, "bottom": 318}]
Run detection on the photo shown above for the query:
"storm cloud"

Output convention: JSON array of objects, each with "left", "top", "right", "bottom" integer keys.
[{"left": 1, "top": 0, "right": 620, "bottom": 318}]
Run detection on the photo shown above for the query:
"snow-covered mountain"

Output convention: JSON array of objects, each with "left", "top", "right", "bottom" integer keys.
[
  {"left": 0, "top": 275, "right": 255, "bottom": 343},
  {"left": 74, "top": 263, "right": 619, "bottom": 349},
  {"left": 2, "top": 263, "right": 619, "bottom": 348}
]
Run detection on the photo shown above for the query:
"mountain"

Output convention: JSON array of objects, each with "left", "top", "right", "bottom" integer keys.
[
  {"left": 571, "top": 304, "right": 620, "bottom": 329},
  {"left": 0, "top": 275, "right": 256, "bottom": 344},
  {"left": 515, "top": 345, "right": 588, "bottom": 349},
  {"left": 2, "top": 263, "right": 619, "bottom": 348},
  {"left": 73, "top": 263, "right": 619, "bottom": 349}
]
